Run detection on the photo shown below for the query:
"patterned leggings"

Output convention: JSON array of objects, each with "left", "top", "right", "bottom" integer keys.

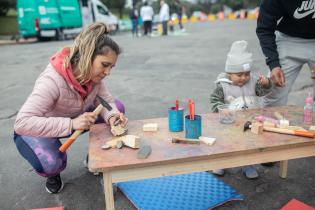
[{"left": 14, "top": 99, "right": 125, "bottom": 177}]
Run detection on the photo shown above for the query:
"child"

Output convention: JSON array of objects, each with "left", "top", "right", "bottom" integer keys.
[
  {"left": 210, "top": 40, "right": 272, "bottom": 179},
  {"left": 13, "top": 23, "right": 128, "bottom": 193}
]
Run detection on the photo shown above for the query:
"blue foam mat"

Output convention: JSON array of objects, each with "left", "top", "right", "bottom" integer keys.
[{"left": 117, "top": 172, "right": 243, "bottom": 210}]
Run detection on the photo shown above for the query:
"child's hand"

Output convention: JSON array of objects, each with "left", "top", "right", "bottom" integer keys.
[
  {"left": 72, "top": 112, "right": 97, "bottom": 130},
  {"left": 109, "top": 113, "right": 128, "bottom": 128},
  {"left": 258, "top": 74, "right": 270, "bottom": 87}
]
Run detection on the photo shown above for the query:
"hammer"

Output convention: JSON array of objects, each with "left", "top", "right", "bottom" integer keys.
[
  {"left": 59, "top": 95, "right": 114, "bottom": 153},
  {"left": 244, "top": 121, "right": 314, "bottom": 138}
]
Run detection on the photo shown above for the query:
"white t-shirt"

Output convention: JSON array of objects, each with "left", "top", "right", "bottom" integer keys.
[
  {"left": 159, "top": 3, "right": 169, "bottom": 22},
  {"left": 140, "top": 5, "right": 154, "bottom": 21}
]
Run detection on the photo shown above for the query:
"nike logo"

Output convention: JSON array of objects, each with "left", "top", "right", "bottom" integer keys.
[
  {"left": 294, "top": 0, "right": 315, "bottom": 19},
  {"left": 294, "top": 8, "right": 315, "bottom": 19}
]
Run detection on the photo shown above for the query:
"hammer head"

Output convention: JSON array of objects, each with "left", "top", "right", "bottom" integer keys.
[
  {"left": 243, "top": 121, "right": 252, "bottom": 132},
  {"left": 96, "top": 95, "right": 112, "bottom": 111}
]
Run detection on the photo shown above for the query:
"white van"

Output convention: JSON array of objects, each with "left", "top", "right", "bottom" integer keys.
[{"left": 82, "top": 0, "right": 119, "bottom": 31}]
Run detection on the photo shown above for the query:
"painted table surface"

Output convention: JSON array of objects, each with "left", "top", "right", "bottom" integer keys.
[{"left": 88, "top": 105, "right": 315, "bottom": 172}]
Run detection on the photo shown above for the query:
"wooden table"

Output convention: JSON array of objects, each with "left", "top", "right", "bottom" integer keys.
[{"left": 88, "top": 106, "right": 315, "bottom": 210}]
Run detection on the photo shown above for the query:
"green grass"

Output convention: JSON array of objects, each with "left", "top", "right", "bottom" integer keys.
[{"left": 0, "top": 9, "right": 18, "bottom": 36}]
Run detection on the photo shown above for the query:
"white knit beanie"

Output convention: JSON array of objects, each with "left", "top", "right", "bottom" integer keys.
[{"left": 225, "top": 40, "right": 253, "bottom": 73}]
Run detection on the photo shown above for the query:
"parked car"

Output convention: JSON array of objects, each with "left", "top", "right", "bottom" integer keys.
[
  {"left": 84, "top": 0, "right": 119, "bottom": 32},
  {"left": 17, "top": 0, "right": 82, "bottom": 40}
]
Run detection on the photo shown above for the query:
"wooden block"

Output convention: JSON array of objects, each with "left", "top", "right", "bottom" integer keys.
[
  {"left": 143, "top": 123, "right": 158, "bottom": 132},
  {"left": 279, "top": 119, "right": 290, "bottom": 128},
  {"left": 137, "top": 145, "right": 152, "bottom": 159},
  {"left": 111, "top": 125, "right": 128, "bottom": 136},
  {"left": 106, "top": 138, "right": 121, "bottom": 148},
  {"left": 263, "top": 121, "right": 276, "bottom": 128},
  {"left": 116, "top": 140, "right": 124, "bottom": 149},
  {"left": 171, "top": 137, "right": 200, "bottom": 144},
  {"left": 199, "top": 136, "right": 216, "bottom": 146},
  {"left": 251, "top": 122, "right": 263, "bottom": 134},
  {"left": 122, "top": 135, "right": 140, "bottom": 148},
  {"left": 101, "top": 144, "right": 111, "bottom": 150}
]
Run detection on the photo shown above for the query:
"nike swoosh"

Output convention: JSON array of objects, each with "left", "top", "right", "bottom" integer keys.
[{"left": 294, "top": 8, "right": 315, "bottom": 19}]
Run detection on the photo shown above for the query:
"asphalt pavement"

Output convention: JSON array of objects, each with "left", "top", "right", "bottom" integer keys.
[{"left": 1, "top": 20, "right": 314, "bottom": 210}]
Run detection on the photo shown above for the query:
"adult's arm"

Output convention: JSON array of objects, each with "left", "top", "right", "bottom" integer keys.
[
  {"left": 256, "top": 0, "right": 284, "bottom": 71},
  {"left": 14, "top": 75, "right": 72, "bottom": 138}
]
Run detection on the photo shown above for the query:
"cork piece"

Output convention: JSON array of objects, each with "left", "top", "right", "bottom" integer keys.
[
  {"left": 137, "top": 145, "right": 152, "bottom": 159},
  {"left": 251, "top": 122, "right": 263, "bottom": 135},
  {"left": 143, "top": 123, "right": 158, "bottom": 132}
]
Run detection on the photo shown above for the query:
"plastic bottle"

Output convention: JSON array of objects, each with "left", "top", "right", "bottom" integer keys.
[{"left": 304, "top": 94, "right": 313, "bottom": 124}]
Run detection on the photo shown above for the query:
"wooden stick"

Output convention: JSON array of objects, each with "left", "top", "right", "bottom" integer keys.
[
  {"left": 59, "top": 104, "right": 103, "bottom": 153},
  {"left": 263, "top": 126, "right": 314, "bottom": 138},
  {"left": 171, "top": 137, "right": 200, "bottom": 144}
]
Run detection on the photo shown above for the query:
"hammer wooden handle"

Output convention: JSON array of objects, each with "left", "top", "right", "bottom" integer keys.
[
  {"left": 59, "top": 104, "right": 104, "bottom": 153},
  {"left": 263, "top": 127, "right": 314, "bottom": 138}
]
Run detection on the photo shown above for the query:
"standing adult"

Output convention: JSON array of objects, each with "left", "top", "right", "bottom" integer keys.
[
  {"left": 175, "top": 0, "right": 185, "bottom": 31},
  {"left": 256, "top": 0, "right": 315, "bottom": 107},
  {"left": 129, "top": 6, "right": 139, "bottom": 37},
  {"left": 140, "top": 2, "right": 154, "bottom": 36},
  {"left": 159, "top": 0, "right": 170, "bottom": 36}
]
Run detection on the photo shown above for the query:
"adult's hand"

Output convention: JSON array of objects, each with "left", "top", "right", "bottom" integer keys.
[
  {"left": 72, "top": 112, "right": 97, "bottom": 131},
  {"left": 270, "top": 67, "right": 285, "bottom": 87},
  {"left": 109, "top": 113, "right": 128, "bottom": 128}
]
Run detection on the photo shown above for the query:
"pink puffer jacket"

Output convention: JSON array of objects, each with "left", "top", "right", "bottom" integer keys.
[{"left": 14, "top": 64, "right": 119, "bottom": 138}]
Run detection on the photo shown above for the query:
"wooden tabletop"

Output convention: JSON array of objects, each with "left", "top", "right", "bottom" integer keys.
[{"left": 88, "top": 105, "right": 315, "bottom": 172}]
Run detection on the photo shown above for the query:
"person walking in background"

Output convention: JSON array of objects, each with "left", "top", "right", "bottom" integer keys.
[
  {"left": 129, "top": 6, "right": 139, "bottom": 37},
  {"left": 175, "top": 0, "right": 185, "bottom": 31},
  {"left": 159, "top": 0, "right": 170, "bottom": 36},
  {"left": 140, "top": 1, "right": 154, "bottom": 36}
]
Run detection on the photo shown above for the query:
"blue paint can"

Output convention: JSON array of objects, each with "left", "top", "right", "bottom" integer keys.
[
  {"left": 168, "top": 107, "right": 184, "bottom": 132},
  {"left": 185, "top": 115, "right": 202, "bottom": 139}
]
